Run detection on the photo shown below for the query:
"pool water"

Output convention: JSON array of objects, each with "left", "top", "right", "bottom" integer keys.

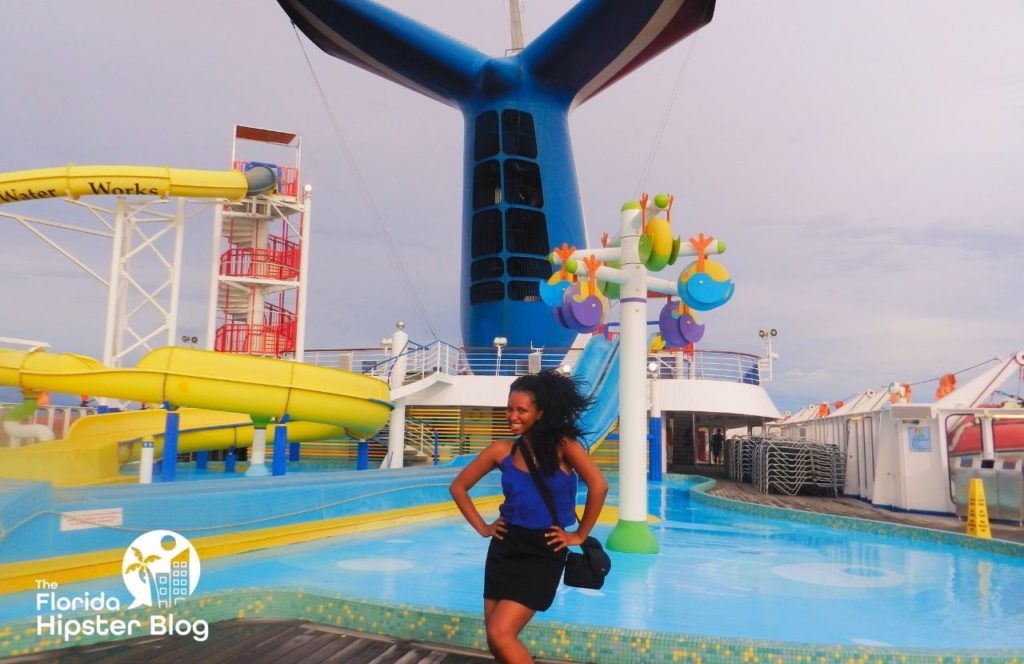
[
  {"left": 195, "top": 476, "right": 1024, "bottom": 648},
  {"left": 2, "top": 475, "right": 1021, "bottom": 650}
]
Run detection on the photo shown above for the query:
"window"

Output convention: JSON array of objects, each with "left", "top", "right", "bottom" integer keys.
[
  {"left": 502, "top": 110, "right": 537, "bottom": 158},
  {"left": 471, "top": 210, "right": 502, "bottom": 257},
  {"left": 503, "top": 160, "right": 543, "bottom": 208},
  {"left": 505, "top": 208, "right": 549, "bottom": 255},
  {"left": 507, "top": 257, "right": 551, "bottom": 279},
  {"left": 471, "top": 258, "right": 504, "bottom": 281},
  {"left": 508, "top": 280, "right": 541, "bottom": 302},
  {"left": 474, "top": 111, "right": 499, "bottom": 160},
  {"left": 470, "top": 281, "right": 504, "bottom": 304},
  {"left": 473, "top": 161, "right": 501, "bottom": 210}
]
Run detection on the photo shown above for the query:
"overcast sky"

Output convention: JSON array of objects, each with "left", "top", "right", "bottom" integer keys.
[{"left": 1, "top": 1, "right": 1021, "bottom": 412}]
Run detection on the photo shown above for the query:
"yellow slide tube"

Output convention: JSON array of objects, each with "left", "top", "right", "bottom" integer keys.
[
  {"left": 0, "top": 347, "right": 391, "bottom": 486},
  {"left": 0, "top": 347, "right": 391, "bottom": 436},
  {"left": 0, "top": 409, "right": 345, "bottom": 487},
  {"left": 0, "top": 165, "right": 249, "bottom": 205}
]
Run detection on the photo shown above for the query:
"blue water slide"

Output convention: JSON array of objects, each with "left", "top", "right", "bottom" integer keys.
[{"left": 575, "top": 335, "right": 621, "bottom": 450}]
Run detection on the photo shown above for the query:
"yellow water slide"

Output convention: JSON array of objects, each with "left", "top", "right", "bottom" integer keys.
[
  {"left": 0, "top": 347, "right": 392, "bottom": 486},
  {"left": 0, "top": 164, "right": 275, "bottom": 205}
]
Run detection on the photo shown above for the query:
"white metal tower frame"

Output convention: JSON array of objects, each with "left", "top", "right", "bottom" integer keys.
[
  {"left": 1, "top": 197, "right": 212, "bottom": 367},
  {"left": 206, "top": 125, "right": 309, "bottom": 362},
  {"left": 205, "top": 189, "right": 312, "bottom": 361}
]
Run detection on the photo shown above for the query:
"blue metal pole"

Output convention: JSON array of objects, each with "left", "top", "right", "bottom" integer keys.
[
  {"left": 161, "top": 410, "right": 180, "bottom": 482},
  {"left": 196, "top": 450, "right": 209, "bottom": 471},
  {"left": 648, "top": 415, "right": 663, "bottom": 482},
  {"left": 272, "top": 423, "right": 288, "bottom": 476},
  {"left": 433, "top": 432, "right": 439, "bottom": 466},
  {"left": 225, "top": 446, "right": 237, "bottom": 474},
  {"left": 357, "top": 440, "right": 369, "bottom": 470},
  {"left": 288, "top": 442, "right": 300, "bottom": 462}
]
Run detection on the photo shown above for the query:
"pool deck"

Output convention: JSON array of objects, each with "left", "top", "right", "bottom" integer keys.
[
  {"left": 680, "top": 464, "right": 1024, "bottom": 544},
  {"left": 0, "top": 619, "right": 570, "bottom": 663}
]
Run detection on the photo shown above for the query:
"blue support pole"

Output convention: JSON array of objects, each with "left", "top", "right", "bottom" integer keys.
[
  {"left": 225, "top": 446, "right": 237, "bottom": 474},
  {"left": 288, "top": 442, "right": 300, "bottom": 462},
  {"left": 272, "top": 422, "right": 288, "bottom": 476},
  {"left": 161, "top": 410, "right": 180, "bottom": 483},
  {"left": 432, "top": 432, "right": 440, "bottom": 466},
  {"left": 648, "top": 415, "right": 663, "bottom": 482},
  {"left": 357, "top": 440, "right": 369, "bottom": 470},
  {"left": 196, "top": 450, "right": 209, "bottom": 472}
]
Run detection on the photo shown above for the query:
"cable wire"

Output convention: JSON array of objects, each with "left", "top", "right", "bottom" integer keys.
[
  {"left": 633, "top": 34, "right": 700, "bottom": 197},
  {"left": 291, "top": 24, "right": 440, "bottom": 340}
]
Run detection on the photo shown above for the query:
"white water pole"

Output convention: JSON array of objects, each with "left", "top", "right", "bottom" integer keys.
[
  {"left": 295, "top": 185, "right": 313, "bottom": 363},
  {"left": 246, "top": 425, "right": 270, "bottom": 476},
  {"left": 606, "top": 202, "right": 659, "bottom": 553},
  {"left": 165, "top": 198, "right": 186, "bottom": 348},
  {"left": 101, "top": 198, "right": 128, "bottom": 368},
  {"left": 386, "top": 321, "right": 410, "bottom": 468},
  {"left": 205, "top": 199, "right": 225, "bottom": 351},
  {"left": 139, "top": 439, "right": 154, "bottom": 484}
]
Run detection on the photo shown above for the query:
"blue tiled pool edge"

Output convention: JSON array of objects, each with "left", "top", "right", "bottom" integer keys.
[{"left": 687, "top": 475, "right": 1024, "bottom": 558}]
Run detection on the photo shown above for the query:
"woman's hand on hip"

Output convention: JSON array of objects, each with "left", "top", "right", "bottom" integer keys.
[
  {"left": 480, "top": 517, "right": 507, "bottom": 539},
  {"left": 545, "top": 526, "right": 584, "bottom": 551}
]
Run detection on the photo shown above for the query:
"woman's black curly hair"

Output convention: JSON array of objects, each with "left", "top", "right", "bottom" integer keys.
[{"left": 509, "top": 370, "right": 594, "bottom": 476}]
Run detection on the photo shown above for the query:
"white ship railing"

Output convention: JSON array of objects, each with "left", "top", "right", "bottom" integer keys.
[{"left": 306, "top": 340, "right": 764, "bottom": 386}]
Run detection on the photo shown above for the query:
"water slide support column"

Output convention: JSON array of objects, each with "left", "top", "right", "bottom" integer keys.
[
  {"left": 225, "top": 446, "right": 237, "bottom": 474},
  {"left": 195, "top": 450, "right": 208, "bottom": 472},
  {"left": 648, "top": 377, "right": 663, "bottom": 482},
  {"left": 272, "top": 420, "right": 289, "bottom": 476},
  {"left": 246, "top": 416, "right": 272, "bottom": 477},
  {"left": 161, "top": 410, "right": 180, "bottom": 482},
  {"left": 386, "top": 322, "right": 410, "bottom": 469},
  {"left": 357, "top": 439, "right": 370, "bottom": 470},
  {"left": 606, "top": 203, "right": 658, "bottom": 554}
]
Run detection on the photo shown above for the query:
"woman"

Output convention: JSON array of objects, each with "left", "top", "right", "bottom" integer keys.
[{"left": 449, "top": 371, "right": 608, "bottom": 663}]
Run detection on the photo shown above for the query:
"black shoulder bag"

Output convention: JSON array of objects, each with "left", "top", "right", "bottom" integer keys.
[{"left": 516, "top": 438, "right": 611, "bottom": 590}]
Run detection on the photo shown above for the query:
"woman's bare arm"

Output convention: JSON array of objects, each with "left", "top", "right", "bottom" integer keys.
[{"left": 449, "top": 440, "right": 509, "bottom": 539}]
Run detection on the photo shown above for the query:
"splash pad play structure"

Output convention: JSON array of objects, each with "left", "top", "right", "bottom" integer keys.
[{"left": 546, "top": 193, "right": 733, "bottom": 553}]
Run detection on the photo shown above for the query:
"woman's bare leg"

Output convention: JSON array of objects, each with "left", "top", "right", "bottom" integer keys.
[{"left": 485, "top": 599, "right": 536, "bottom": 663}]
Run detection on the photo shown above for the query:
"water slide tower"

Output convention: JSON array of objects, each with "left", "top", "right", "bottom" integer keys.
[{"left": 206, "top": 125, "right": 311, "bottom": 360}]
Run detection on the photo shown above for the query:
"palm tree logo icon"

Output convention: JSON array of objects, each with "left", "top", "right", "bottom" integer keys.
[
  {"left": 121, "top": 530, "right": 201, "bottom": 609},
  {"left": 123, "top": 546, "right": 162, "bottom": 604}
]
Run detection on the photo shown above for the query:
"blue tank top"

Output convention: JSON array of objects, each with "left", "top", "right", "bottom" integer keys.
[{"left": 498, "top": 443, "right": 578, "bottom": 529}]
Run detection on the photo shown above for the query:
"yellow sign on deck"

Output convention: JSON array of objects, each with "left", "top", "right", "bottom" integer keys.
[{"left": 965, "top": 477, "right": 992, "bottom": 538}]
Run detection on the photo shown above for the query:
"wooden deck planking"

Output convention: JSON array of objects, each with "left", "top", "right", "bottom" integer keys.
[{"left": 0, "top": 621, "right": 505, "bottom": 664}]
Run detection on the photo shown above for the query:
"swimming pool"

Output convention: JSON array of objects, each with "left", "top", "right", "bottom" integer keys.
[
  {"left": 187, "top": 476, "right": 1023, "bottom": 649},
  {"left": 1, "top": 474, "right": 1022, "bottom": 661}
]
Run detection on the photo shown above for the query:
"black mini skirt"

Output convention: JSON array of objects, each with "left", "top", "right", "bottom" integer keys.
[{"left": 484, "top": 523, "right": 568, "bottom": 612}]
